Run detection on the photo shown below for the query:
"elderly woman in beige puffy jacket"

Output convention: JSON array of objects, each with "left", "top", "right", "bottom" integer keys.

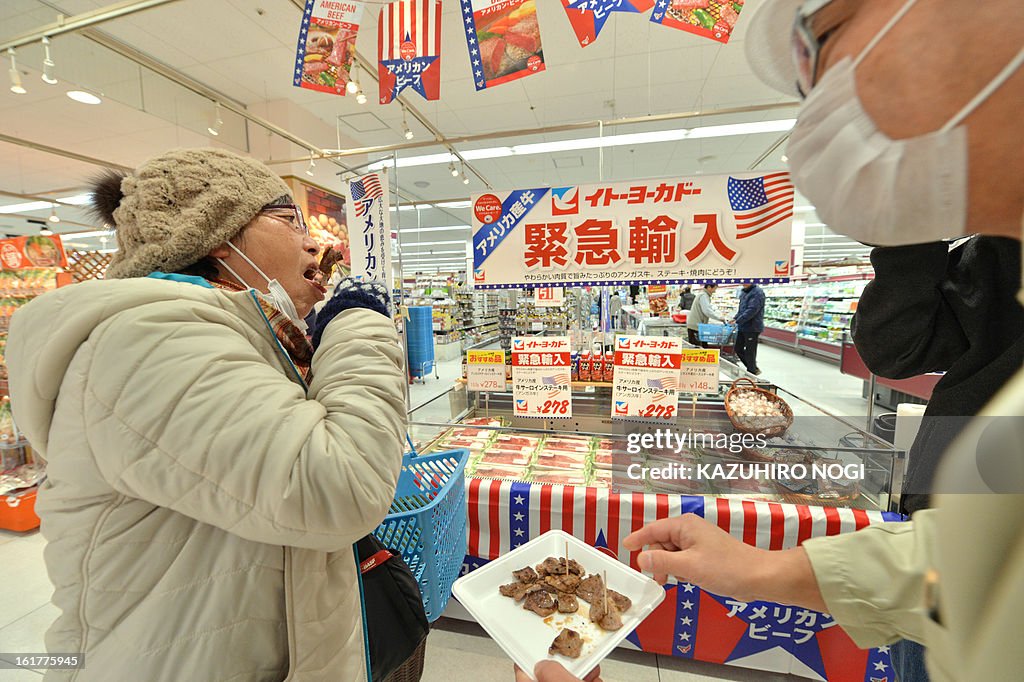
[{"left": 6, "top": 148, "right": 407, "bottom": 681}]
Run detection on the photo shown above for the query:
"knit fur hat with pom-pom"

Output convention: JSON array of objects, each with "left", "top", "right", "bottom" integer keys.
[{"left": 92, "top": 148, "right": 291, "bottom": 279}]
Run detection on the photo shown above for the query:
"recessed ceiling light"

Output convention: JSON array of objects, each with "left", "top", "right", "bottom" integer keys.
[{"left": 67, "top": 90, "right": 102, "bottom": 105}]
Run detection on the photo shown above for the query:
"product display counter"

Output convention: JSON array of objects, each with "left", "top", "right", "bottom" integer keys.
[{"left": 409, "top": 377, "right": 904, "bottom": 680}]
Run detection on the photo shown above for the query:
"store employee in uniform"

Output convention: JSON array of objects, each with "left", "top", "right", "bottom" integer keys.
[{"left": 521, "top": 0, "right": 1024, "bottom": 680}]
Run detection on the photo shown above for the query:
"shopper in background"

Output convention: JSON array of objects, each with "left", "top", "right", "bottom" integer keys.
[
  {"left": 678, "top": 285, "right": 695, "bottom": 311},
  {"left": 685, "top": 283, "right": 724, "bottom": 347},
  {"left": 5, "top": 148, "right": 408, "bottom": 682},
  {"left": 732, "top": 282, "right": 766, "bottom": 375},
  {"left": 554, "top": 0, "right": 1024, "bottom": 681}
]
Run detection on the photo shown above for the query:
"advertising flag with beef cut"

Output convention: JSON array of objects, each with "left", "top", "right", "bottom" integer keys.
[
  {"left": 651, "top": 0, "right": 745, "bottom": 44},
  {"left": 293, "top": 1, "right": 366, "bottom": 95},
  {"left": 471, "top": 173, "right": 794, "bottom": 288},
  {"left": 461, "top": 0, "right": 546, "bottom": 90},
  {"left": 379, "top": 0, "right": 442, "bottom": 103}
]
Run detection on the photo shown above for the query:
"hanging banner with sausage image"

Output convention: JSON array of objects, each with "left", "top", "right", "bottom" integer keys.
[
  {"left": 378, "top": 0, "right": 443, "bottom": 103},
  {"left": 460, "top": 0, "right": 546, "bottom": 90},
  {"left": 560, "top": 0, "right": 655, "bottom": 48},
  {"left": 293, "top": 0, "right": 365, "bottom": 96},
  {"left": 650, "top": 0, "right": 744, "bottom": 44}
]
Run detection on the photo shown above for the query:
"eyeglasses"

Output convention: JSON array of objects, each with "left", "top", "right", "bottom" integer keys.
[
  {"left": 791, "top": 0, "right": 854, "bottom": 98},
  {"left": 259, "top": 203, "right": 308, "bottom": 235}
]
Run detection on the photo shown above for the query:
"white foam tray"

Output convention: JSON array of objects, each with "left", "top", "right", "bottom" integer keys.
[{"left": 451, "top": 530, "right": 665, "bottom": 678}]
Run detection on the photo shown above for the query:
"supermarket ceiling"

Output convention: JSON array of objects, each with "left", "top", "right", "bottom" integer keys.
[{"left": 0, "top": 0, "right": 869, "bottom": 265}]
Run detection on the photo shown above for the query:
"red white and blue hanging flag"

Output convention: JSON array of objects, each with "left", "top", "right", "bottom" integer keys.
[
  {"left": 460, "top": 0, "right": 546, "bottom": 91},
  {"left": 560, "top": 0, "right": 655, "bottom": 48},
  {"left": 651, "top": 0, "right": 745, "bottom": 45},
  {"left": 378, "top": 0, "right": 443, "bottom": 104}
]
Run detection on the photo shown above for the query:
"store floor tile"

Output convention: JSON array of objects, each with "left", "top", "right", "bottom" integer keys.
[
  {"left": 0, "top": 531, "right": 51, "bottom": 631},
  {"left": 0, "top": 666, "right": 43, "bottom": 679},
  {"left": 657, "top": 654, "right": 799, "bottom": 681}
]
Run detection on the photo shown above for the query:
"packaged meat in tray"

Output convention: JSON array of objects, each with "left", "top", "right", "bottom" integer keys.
[
  {"left": 529, "top": 471, "right": 590, "bottom": 487},
  {"left": 533, "top": 450, "right": 589, "bottom": 471},
  {"left": 494, "top": 434, "right": 542, "bottom": 449},
  {"left": 449, "top": 427, "right": 497, "bottom": 441},
  {"left": 472, "top": 464, "right": 531, "bottom": 482},
  {"left": 540, "top": 437, "right": 594, "bottom": 453},
  {"left": 477, "top": 449, "right": 534, "bottom": 468}
]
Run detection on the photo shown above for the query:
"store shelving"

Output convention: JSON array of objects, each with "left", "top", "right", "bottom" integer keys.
[{"left": 759, "top": 273, "right": 872, "bottom": 364}]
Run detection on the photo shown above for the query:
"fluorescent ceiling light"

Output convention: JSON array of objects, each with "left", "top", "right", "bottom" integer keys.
[
  {"left": 398, "top": 225, "right": 470, "bottom": 234},
  {"left": 59, "top": 193, "right": 93, "bottom": 205},
  {"left": 0, "top": 200, "right": 54, "bottom": 214},
  {"left": 398, "top": 250, "right": 465, "bottom": 257},
  {"left": 397, "top": 239, "right": 467, "bottom": 247},
  {"left": 67, "top": 90, "right": 102, "bottom": 105},
  {"left": 64, "top": 230, "right": 115, "bottom": 239},
  {"left": 368, "top": 120, "right": 797, "bottom": 171}
]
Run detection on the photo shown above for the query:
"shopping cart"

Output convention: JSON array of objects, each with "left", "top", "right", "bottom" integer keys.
[
  {"left": 373, "top": 447, "right": 470, "bottom": 622},
  {"left": 698, "top": 323, "right": 739, "bottom": 361}
]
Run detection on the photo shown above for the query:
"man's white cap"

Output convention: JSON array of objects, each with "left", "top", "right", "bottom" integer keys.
[{"left": 744, "top": 0, "right": 804, "bottom": 98}]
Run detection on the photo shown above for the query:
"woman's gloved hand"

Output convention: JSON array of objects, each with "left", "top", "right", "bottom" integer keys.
[{"left": 311, "top": 278, "right": 391, "bottom": 350}]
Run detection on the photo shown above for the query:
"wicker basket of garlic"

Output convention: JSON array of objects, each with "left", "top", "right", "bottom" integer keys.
[{"left": 724, "top": 377, "right": 793, "bottom": 438}]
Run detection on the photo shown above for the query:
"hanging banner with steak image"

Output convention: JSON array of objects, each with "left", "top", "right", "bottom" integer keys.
[
  {"left": 293, "top": 0, "right": 365, "bottom": 95},
  {"left": 560, "top": 0, "right": 655, "bottom": 48},
  {"left": 460, "top": 0, "right": 546, "bottom": 90},
  {"left": 650, "top": 0, "right": 744, "bottom": 45}
]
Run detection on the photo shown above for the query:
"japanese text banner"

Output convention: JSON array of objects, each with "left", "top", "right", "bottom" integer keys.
[
  {"left": 461, "top": 0, "right": 546, "bottom": 90},
  {"left": 344, "top": 171, "right": 393, "bottom": 289},
  {"left": 471, "top": 172, "right": 794, "bottom": 289},
  {"left": 293, "top": 0, "right": 365, "bottom": 95},
  {"left": 378, "top": 0, "right": 442, "bottom": 103}
]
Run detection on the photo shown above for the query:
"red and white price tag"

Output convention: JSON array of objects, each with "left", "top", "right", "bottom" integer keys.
[
  {"left": 511, "top": 336, "right": 572, "bottom": 418},
  {"left": 611, "top": 336, "right": 682, "bottom": 420}
]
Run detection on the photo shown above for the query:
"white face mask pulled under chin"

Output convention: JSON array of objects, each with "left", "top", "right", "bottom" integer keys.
[
  {"left": 786, "top": 0, "right": 1024, "bottom": 246},
  {"left": 217, "top": 242, "right": 308, "bottom": 333}
]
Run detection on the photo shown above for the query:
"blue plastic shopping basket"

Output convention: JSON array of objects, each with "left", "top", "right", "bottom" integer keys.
[
  {"left": 698, "top": 323, "right": 736, "bottom": 345},
  {"left": 373, "top": 448, "right": 469, "bottom": 622}
]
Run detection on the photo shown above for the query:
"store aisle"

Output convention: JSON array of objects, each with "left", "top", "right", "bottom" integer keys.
[{"left": 753, "top": 346, "right": 869, "bottom": 420}]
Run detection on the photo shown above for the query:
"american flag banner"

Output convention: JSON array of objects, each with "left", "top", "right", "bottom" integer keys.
[
  {"left": 462, "top": 481, "right": 902, "bottom": 679},
  {"left": 378, "top": 0, "right": 442, "bottom": 103},
  {"left": 728, "top": 172, "right": 795, "bottom": 240},
  {"left": 344, "top": 171, "right": 393, "bottom": 286},
  {"left": 560, "top": 0, "right": 655, "bottom": 48}
]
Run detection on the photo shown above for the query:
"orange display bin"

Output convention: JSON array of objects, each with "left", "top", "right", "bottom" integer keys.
[{"left": 0, "top": 487, "right": 40, "bottom": 532}]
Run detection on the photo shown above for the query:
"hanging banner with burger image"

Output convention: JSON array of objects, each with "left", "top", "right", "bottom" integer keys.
[
  {"left": 560, "top": 0, "right": 655, "bottom": 48},
  {"left": 0, "top": 235, "right": 67, "bottom": 270},
  {"left": 650, "top": 0, "right": 744, "bottom": 44},
  {"left": 378, "top": 0, "right": 443, "bottom": 103},
  {"left": 460, "top": 0, "right": 545, "bottom": 90},
  {"left": 293, "top": 0, "right": 365, "bottom": 96}
]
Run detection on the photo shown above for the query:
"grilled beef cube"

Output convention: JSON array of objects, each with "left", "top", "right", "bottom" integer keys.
[
  {"left": 523, "top": 588, "right": 558, "bottom": 617},
  {"left": 575, "top": 574, "right": 604, "bottom": 603},
  {"left": 512, "top": 566, "right": 538, "bottom": 584},
  {"left": 588, "top": 589, "right": 623, "bottom": 631},
  {"left": 549, "top": 628, "right": 583, "bottom": 658},
  {"left": 556, "top": 592, "right": 579, "bottom": 614}
]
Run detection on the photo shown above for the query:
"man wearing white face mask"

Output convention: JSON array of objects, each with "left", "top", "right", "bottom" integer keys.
[{"left": 520, "top": 2, "right": 1024, "bottom": 681}]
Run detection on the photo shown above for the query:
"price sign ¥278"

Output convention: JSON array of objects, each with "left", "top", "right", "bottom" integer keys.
[{"left": 511, "top": 337, "right": 572, "bottom": 418}]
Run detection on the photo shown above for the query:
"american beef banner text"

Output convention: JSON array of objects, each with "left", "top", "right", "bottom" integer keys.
[
  {"left": 344, "top": 171, "right": 393, "bottom": 289},
  {"left": 293, "top": 0, "right": 365, "bottom": 96},
  {"left": 461, "top": 0, "right": 546, "bottom": 90},
  {"left": 378, "top": 0, "right": 443, "bottom": 103},
  {"left": 463, "top": 481, "right": 902, "bottom": 680},
  {"left": 470, "top": 172, "right": 794, "bottom": 289},
  {"left": 651, "top": 0, "right": 746, "bottom": 45}
]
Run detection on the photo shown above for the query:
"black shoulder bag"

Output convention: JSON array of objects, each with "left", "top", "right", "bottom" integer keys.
[{"left": 355, "top": 534, "right": 430, "bottom": 681}]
